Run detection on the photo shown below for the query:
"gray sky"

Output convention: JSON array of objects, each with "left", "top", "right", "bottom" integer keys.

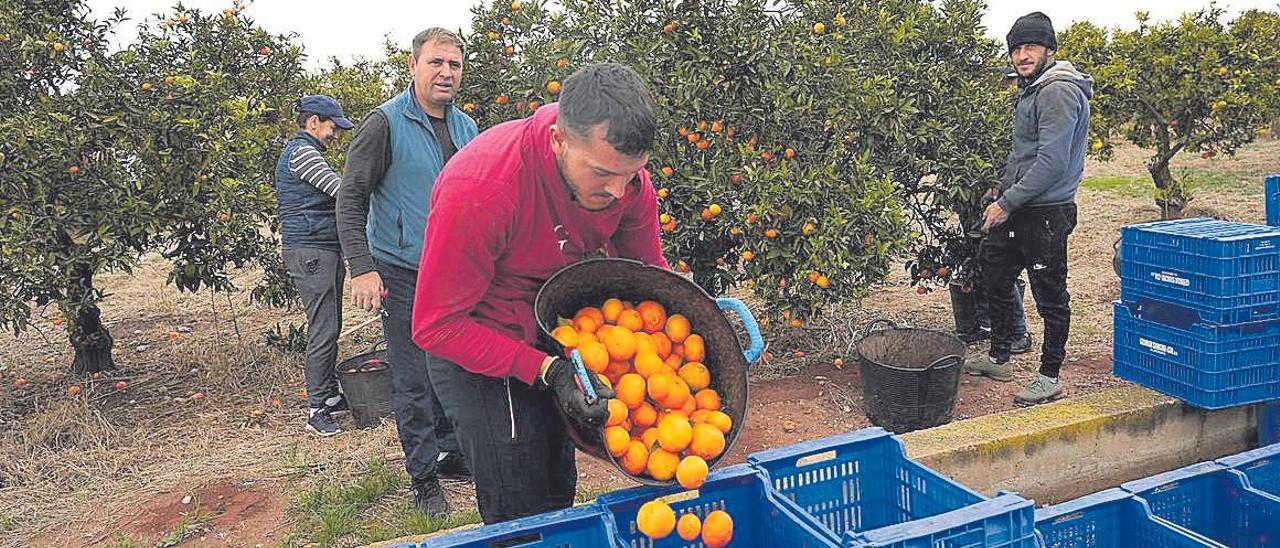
[{"left": 89, "top": 0, "right": 1278, "bottom": 69}]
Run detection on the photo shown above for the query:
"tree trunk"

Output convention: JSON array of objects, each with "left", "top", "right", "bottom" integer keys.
[
  {"left": 70, "top": 303, "right": 114, "bottom": 374},
  {"left": 66, "top": 264, "right": 114, "bottom": 374},
  {"left": 1149, "top": 158, "right": 1187, "bottom": 220}
]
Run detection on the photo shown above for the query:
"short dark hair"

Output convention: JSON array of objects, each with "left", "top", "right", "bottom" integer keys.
[
  {"left": 296, "top": 111, "right": 325, "bottom": 128},
  {"left": 412, "top": 27, "right": 465, "bottom": 60},
  {"left": 557, "top": 63, "right": 657, "bottom": 157}
]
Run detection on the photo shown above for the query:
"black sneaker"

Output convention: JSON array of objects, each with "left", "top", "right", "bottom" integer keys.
[
  {"left": 1011, "top": 333, "right": 1033, "bottom": 354},
  {"left": 436, "top": 451, "right": 472, "bottom": 480},
  {"left": 306, "top": 409, "right": 339, "bottom": 437},
  {"left": 324, "top": 396, "right": 350, "bottom": 417},
  {"left": 957, "top": 327, "right": 991, "bottom": 344},
  {"left": 412, "top": 475, "right": 450, "bottom": 518}
]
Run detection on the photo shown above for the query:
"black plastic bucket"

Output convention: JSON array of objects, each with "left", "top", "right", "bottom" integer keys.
[
  {"left": 336, "top": 342, "right": 394, "bottom": 429},
  {"left": 856, "top": 319, "right": 965, "bottom": 433},
  {"left": 533, "top": 258, "right": 763, "bottom": 486}
]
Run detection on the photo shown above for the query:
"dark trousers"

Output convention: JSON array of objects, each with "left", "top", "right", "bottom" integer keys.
[
  {"left": 282, "top": 247, "right": 344, "bottom": 409},
  {"left": 427, "top": 355, "right": 576, "bottom": 524},
  {"left": 981, "top": 204, "right": 1077, "bottom": 377},
  {"left": 951, "top": 278, "right": 1028, "bottom": 337},
  {"left": 377, "top": 260, "right": 458, "bottom": 482}
]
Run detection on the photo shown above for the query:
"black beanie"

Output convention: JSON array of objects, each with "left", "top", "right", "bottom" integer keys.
[{"left": 1007, "top": 12, "right": 1057, "bottom": 52}]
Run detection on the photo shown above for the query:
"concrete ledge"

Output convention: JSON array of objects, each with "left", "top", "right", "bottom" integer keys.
[{"left": 900, "top": 385, "right": 1259, "bottom": 504}]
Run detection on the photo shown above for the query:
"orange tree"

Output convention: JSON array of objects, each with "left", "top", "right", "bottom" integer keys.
[
  {"left": 0, "top": 2, "right": 304, "bottom": 373},
  {"left": 1060, "top": 8, "right": 1280, "bottom": 218},
  {"left": 459, "top": 0, "right": 1010, "bottom": 323}
]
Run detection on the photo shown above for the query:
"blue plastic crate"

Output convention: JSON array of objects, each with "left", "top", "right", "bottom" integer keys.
[
  {"left": 1121, "top": 242, "right": 1280, "bottom": 278},
  {"left": 1265, "top": 401, "right": 1280, "bottom": 445},
  {"left": 427, "top": 505, "right": 618, "bottom": 548},
  {"left": 1122, "top": 219, "right": 1280, "bottom": 259},
  {"left": 1121, "top": 258, "right": 1280, "bottom": 299},
  {"left": 1267, "top": 175, "right": 1280, "bottom": 227},
  {"left": 845, "top": 493, "right": 1036, "bottom": 548},
  {"left": 1120, "top": 283, "right": 1280, "bottom": 324},
  {"left": 1034, "top": 488, "right": 1224, "bottom": 547},
  {"left": 746, "top": 428, "right": 1008, "bottom": 545},
  {"left": 596, "top": 463, "right": 839, "bottom": 548},
  {"left": 1122, "top": 461, "right": 1280, "bottom": 548},
  {"left": 1218, "top": 443, "right": 1280, "bottom": 499},
  {"left": 1112, "top": 303, "right": 1280, "bottom": 409}
]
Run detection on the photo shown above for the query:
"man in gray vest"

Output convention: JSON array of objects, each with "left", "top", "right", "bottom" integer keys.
[
  {"left": 275, "top": 95, "right": 354, "bottom": 437},
  {"left": 337, "top": 28, "right": 478, "bottom": 517}
]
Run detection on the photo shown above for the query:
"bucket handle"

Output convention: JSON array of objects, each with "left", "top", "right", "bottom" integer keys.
[
  {"left": 861, "top": 318, "right": 898, "bottom": 338},
  {"left": 715, "top": 298, "right": 764, "bottom": 364},
  {"left": 353, "top": 339, "right": 389, "bottom": 372},
  {"left": 926, "top": 354, "right": 963, "bottom": 370}
]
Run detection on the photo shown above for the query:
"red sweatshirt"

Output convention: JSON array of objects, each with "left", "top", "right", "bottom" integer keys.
[{"left": 411, "top": 104, "right": 668, "bottom": 385}]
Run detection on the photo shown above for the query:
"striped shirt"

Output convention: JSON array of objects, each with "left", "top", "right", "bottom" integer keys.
[{"left": 289, "top": 144, "right": 341, "bottom": 197}]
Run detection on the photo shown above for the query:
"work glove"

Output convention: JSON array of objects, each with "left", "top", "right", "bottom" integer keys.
[{"left": 537, "top": 357, "right": 615, "bottom": 429}]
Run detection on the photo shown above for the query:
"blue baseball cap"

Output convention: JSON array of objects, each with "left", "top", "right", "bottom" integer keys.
[{"left": 297, "top": 95, "right": 354, "bottom": 129}]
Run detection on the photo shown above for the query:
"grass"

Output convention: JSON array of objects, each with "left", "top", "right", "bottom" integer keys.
[
  {"left": 284, "top": 459, "right": 403, "bottom": 547},
  {"left": 1083, "top": 167, "right": 1265, "bottom": 200},
  {"left": 155, "top": 511, "right": 211, "bottom": 548}
]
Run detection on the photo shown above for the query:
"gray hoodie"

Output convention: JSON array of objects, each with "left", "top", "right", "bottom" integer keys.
[{"left": 996, "top": 60, "right": 1094, "bottom": 213}]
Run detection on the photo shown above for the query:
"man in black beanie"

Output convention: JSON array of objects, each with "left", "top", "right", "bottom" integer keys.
[{"left": 964, "top": 12, "right": 1094, "bottom": 405}]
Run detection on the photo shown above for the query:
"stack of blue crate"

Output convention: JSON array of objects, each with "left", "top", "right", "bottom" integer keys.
[
  {"left": 1114, "top": 218, "right": 1280, "bottom": 409},
  {"left": 1266, "top": 174, "right": 1280, "bottom": 226}
]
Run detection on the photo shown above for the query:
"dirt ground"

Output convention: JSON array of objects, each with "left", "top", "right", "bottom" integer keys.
[{"left": 2, "top": 139, "right": 1275, "bottom": 547}]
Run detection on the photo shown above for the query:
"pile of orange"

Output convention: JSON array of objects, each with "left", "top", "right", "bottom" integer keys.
[
  {"left": 551, "top": 298, "right": 733, "bottom": 488},
  {"left": 636, "top": 498, "right": 734, "bottom": 546}
]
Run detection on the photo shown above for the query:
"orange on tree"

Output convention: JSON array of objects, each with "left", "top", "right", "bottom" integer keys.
[
  {"left": 764, "top": 228, "right": 780, "bottom": 238},
  {"left": 495, "top": 94, "right": 510, "bottom": 105},
  {"left": 547, "top": 80, "right": 562, "bottom": 94},
  {"left": 606, "top": 426, "right": 631, "bottom": 457},
  {"left": 676, "top": 455, "right": 709, "bottom": 489},
  {"left": 689, "top": 423, "right": 726, "bottom": 459},
  {"left": 636, "top": 499, "right": 676, "bottom": 540},
  {"left": 701, "top": 510, "right": 734, "bottom": 547},
  {"left": 657, "top": 414, "right": 693, "bottom": 452},
  {"left": 816, "top": 275, "right": 830, "bottom": 288},
  {"left": 647, "top": 448, "right": 680, "bottom": 481}
]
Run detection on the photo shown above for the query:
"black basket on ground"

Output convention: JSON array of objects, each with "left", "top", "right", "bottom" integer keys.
[
  {"left": 856, "top": 320, "right": 965, "bottom": 433},
  {"left": 336, "top": 341, "right": 393, "bottom": 429},
  {"left": 534, "top": 258, "right": 760, "bottom": 486}
]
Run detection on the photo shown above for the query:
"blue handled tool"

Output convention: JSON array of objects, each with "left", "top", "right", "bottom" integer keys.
[{"left": 569, "top": 348, "right": 599, "bottom": 404}]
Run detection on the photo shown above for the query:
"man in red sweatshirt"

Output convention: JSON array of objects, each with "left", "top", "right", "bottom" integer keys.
[{"left": 411, "top": 63, "right": 666, "bottom": 523}]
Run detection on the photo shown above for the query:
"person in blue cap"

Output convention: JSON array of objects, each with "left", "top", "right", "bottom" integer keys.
[{"left": 274, "top": 94, "right": 355, "bottom": 436}]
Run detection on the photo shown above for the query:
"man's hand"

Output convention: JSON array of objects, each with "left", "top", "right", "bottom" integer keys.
[
  {"left": 981, "top": 202, "right": 1010, "bottom": 232},
  {"left": 351, "top": 271, "right": 385, "bottom": 312},
  {"left": 537, "top": 356, "right": 615, "bottom": 428}
]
